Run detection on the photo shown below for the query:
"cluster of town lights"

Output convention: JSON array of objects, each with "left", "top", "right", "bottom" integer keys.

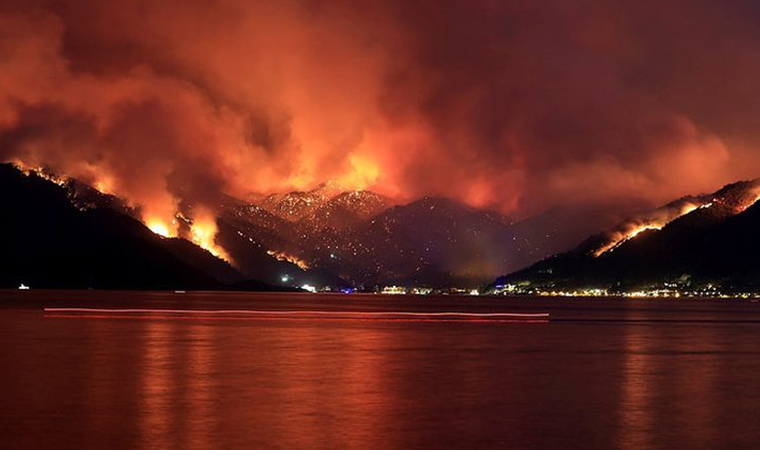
[{"left": 491, "top": 283, "right": 759, "bottom": 299}]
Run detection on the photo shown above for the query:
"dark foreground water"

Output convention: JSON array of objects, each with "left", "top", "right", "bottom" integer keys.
[{"left": 3, "top": 291, "right": 760, "bottom": 450}]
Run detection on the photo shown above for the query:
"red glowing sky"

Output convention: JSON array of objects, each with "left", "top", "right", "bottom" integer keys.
[{"left": 2, "top": 0, "right": 760, "bottom": 226}]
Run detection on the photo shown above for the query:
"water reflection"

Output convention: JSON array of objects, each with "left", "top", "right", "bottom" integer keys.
[
  {"left": 136, "top": 320, "right": 222, "bottom": 450},
  {"left": 184, "top": 323, "right": 216, "bottom": 450},
  {"left": 673, "top": 326, "right": 719, "bottom": 447},
  {"left": 620, "top": 323, "right": 724, "bottom": 450},
  {"left": 205, "top": 323, "right": 396, "bottom": 450},
  {"left": 10, "top": 297, "right": 760, "bottom": 450},
  {"left": 324, "top": 325, "right": 392, "bottom": 449},
  {"left": 619, "top": 323, "right": 655, "bottom": 450},
  {"left": 140, "top": 320, "right": 175, "bottom": 448},
  {"left": 82, "top": 320, "right": 113, "bottom": 448}
]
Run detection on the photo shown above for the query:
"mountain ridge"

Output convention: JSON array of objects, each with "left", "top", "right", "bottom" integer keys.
[
  {"left": 0, "top": 164, "right": 291, "bottom": 291},
  {"left": 3, "top": 162, "right": 615, "bottom": 290},
  {"left": 491, "top": 177, "right": 760, "bottom": 294}
]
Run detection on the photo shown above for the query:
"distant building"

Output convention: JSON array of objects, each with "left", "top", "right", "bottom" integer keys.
[{"left": 381, "top": 286, "right": 407, "bottom": 295}]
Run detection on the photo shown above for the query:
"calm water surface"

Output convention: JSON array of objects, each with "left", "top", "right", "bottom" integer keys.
[{"left": 2, "top": 291, "right": 760, "bottom": 449}]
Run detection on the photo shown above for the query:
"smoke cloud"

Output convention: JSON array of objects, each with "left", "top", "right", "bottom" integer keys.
[{"left": 2, "top": 0, "right": 760, "bottom": 227}]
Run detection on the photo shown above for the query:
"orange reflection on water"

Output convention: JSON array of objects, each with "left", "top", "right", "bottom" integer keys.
[
  {"left": 82, "top": 320, "right": 115, "bottom": 449},
  {"left": 619, "top": 322, "right": 721, "bottom": 450},
  {"left": 139, "top": 321, "right": 175, "bottom": 448},
  {"left": 619, "top": 324, "right": 654, "bottom": 450},
  {"left": 671, "top": 326, "right": 719, "bottom": 446},
  {"left": 137, "top": 320, "right": 222, "bottom": 450},
  {"left": 185, "top": 323, "right": 217, "bottom": 450}
]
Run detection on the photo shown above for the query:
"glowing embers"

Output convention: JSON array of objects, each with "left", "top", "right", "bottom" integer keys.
[
  {"left": 267, "top": 250, "right": 310, "bottom": 270},
  {"left": 43, "top": 307, "right": 550, "bottom": 323},
  {"left": 732, "top": 188, "right": 760, "bottom": 214}
]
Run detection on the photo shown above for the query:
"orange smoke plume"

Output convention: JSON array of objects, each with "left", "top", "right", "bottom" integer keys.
[{"left": 2, "top": 0, "right": 760, "bottom": 230}]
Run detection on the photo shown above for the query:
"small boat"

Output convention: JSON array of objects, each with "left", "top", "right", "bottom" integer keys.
[{"left": 18, "top": 284, "right": 30, "bottom": 290}]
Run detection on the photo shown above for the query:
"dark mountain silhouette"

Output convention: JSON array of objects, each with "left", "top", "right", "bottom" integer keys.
[
  {"left": 492, "top": 178, "right": 760, "bottom": 293},
  {"left": 287, "top": 197, "right": 610, "bottom": 288},
  {"left": 0, "top": 164, "right": 283, "bottom": 291},
  {"left": 2, "top": 162, "right": 613, "bottom": 290}
]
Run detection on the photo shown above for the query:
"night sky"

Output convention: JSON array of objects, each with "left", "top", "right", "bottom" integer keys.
[{"left": 3, "top": 0, "right": 760, "bottom": 227}]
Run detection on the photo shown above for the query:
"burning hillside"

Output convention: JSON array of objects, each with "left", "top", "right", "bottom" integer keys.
[
  {"left": 12, "top": 162, "right": 231, "bottom": 262},
  {"left": 493, "top": 176, "right": 760, "bottom": 294},
  {"left": 589, "top": 179, "right": 760, "bottom": 257}
]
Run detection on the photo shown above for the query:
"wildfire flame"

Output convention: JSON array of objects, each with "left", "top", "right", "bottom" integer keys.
[
  {"left": 147, "top": 219, "right": 176, "bottom": 238},
  {"left": 336, "top": 154, "right": 380, "bottom": 191},
  {"left": 144, "top": 212, "right": 234, "bottom": 263},
  {"left": 267, "top": 250, "right": 310, "bottom": 270},
  {"left": 94, "top": 176, "right": 115, "bottom": 194},
  {"left": 13, "top": 161, "right": 69, "bottom": 187},
  {"left": 189, "top": 208, "right": 231, "bottom": 262},
  {"left": 593, "top": 225, "right": 663, "bottom": 257},
  {"left": 734, "top": 186, "right": 760, "bottom": 213},
  {"left": 593, "top": 202, "right": 704, "bottom": 257}
]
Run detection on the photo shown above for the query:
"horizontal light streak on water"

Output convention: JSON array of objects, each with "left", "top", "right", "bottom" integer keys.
[
  {"left": 44, "top": 314, "right": 549, "bottom": 324},
  {"left": 43, "top": 308, "right": 550, "bottom": 323}
]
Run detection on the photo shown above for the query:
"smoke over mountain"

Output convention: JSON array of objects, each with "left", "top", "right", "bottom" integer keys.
[{"left": 3, "top": 0, "right": 760, "bottom": 233}]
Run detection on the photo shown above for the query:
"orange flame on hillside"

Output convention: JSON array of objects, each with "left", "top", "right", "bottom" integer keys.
[
  {"left": 190, "top": 208, "right": 231, "bottom": 262},
  {"left": 734, "top": 186, "right": 760, "bottom": 213},
  {"left": 93, "top": 176, "right": 115, "bottom": 195},
  {"left": 593, "top": 224, "right": 664, "bottom": 257},
  {"left": 147, "top": 219, "right": 176, "bottom": 238},
  {"left": 593, "top": 202, "right": 705, "bottom": 257},
  {"left": 13, "top": 161, "right": 233, "bottom": 262},
  {"left": 267, "top": 250, "right": 310, "bottom": 270},
  {"left": 13, "top": 161, "right": 69, "bottom": 187}
]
